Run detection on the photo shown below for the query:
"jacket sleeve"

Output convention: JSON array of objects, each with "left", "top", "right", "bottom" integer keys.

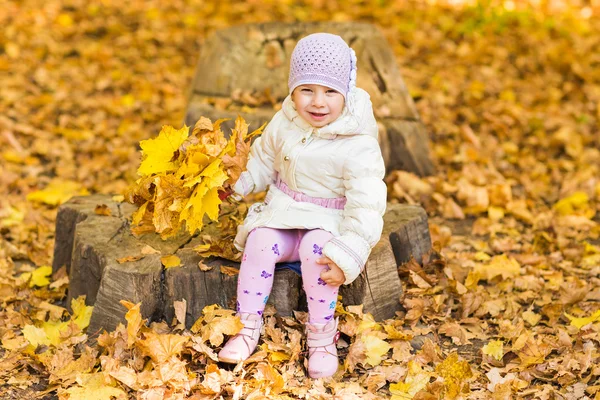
[
  {"left": 322, "top": 136, "right": 387, "bottom": 284},
  {"left": 232, "top": 114, "right": 279, "bottom": 196}
]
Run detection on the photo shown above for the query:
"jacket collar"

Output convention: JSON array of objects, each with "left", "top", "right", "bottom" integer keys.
[{"left": 281, "top": 88, "right": 378, "bottom": 140}]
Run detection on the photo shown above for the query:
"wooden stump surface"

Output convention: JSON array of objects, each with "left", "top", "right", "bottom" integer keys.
[
  {"left": 185, "top": 21, "right": 434, "bottom": 177},
  {"left": 54, "top": 195, "right": 432, "bottom": 333}
]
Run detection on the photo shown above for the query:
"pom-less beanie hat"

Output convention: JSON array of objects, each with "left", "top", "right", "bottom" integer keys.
[{"left": 288, "top": 33, "right": 358, "bottom": 111}]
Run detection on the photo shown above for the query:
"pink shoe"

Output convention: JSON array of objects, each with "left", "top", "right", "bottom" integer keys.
[
  {"left": 218, "top": 313, "right": 262, "bottom": 363},
  {"left": 306, "top": 318, "right": 340, "bottom": 378}
]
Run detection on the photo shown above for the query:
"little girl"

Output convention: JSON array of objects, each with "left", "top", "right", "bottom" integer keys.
[{"left": 218, "top": 33, "right": 387, "bottom": 379}]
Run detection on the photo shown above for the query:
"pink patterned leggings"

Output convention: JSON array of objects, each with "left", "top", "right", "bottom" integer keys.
[{"left": 236, "top": 227, "right": 339, "bottom": 324}]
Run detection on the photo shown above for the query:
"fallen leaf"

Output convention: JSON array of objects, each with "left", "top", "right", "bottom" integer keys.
[
  {"left": 390, "top": 361, "right": 431, "bottom": 399},
  {"left": 64, "top": 372, "right": 128, "bottom": 400},
  {"left": 161, "top": 254, "right": 181, "bottom": 269},
  {"left": 94, "top": 204, "right": 112, "bottom": 216},
  {"left": 24, "top": 265, "right": 53, "bottom": 287},
  {"left": 564, "top": 309, "right": 600, "bottom": 329},
  {"left": 116, "top": 254, "right": 145, "bottom": 264},
  {"left": 482, "top": 340, "right": 504, "bottom": 361},
  {"left": 435, "top": 352, "right": 473, "bottom": 399},
  {"left": 174, "top": 299, "right": 186, "bottom": 327},
  {"left": 220, "top": 266, "right": 239, "bottom": 276},
  {"left": 141, "top": 245, "right": 160, "bottom": 255},
  {"left": 26, "top": 180, "right": 89, "bottom": 206},
  {"left": 138, "top": 330, "right": 189, "bottom": 364},
  {"left": 363, "top": 334, "right": 391, "bottom": 367},
  {"left": 198, "top": 260, "right": 213, "bottom": 271}
]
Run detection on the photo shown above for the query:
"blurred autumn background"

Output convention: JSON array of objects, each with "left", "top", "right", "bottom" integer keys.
[{"left": 2, "top": 0, "right": 600, "bottom": 398}]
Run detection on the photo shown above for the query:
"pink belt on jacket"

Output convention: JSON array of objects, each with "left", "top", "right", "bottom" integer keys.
[{"left": 275, "top": 176, "right": 347, "bottom": 210}]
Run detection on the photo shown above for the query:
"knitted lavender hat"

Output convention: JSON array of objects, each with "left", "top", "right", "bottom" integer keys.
[{"left": 288, "top": 33, "right": 358, "bottom": 110}]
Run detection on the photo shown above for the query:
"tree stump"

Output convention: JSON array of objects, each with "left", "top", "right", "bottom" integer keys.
[
  {"left": 53, "top": 195, "right": 431, "bottom": 333},
  {"left": 184, "top": 22, "right": 434, "bottom": 177}
]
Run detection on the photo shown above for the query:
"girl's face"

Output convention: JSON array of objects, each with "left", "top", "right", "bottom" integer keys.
[{"left": 291, "top": 84, "right": 345, "bottom": 128}]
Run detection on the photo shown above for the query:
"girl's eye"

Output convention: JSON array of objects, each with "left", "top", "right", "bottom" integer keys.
[
  {"left": 327, "top": 90, "right": 338, "bottom": 94},
  {"left": 301, "top": 88, "right": 312, "bottom": 93}
]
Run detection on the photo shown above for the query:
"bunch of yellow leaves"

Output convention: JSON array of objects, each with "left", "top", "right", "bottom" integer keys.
[{"left": 125, "top": 116, "right": 263, "bottom": 239}]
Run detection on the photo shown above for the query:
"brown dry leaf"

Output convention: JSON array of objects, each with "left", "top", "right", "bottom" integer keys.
[
  {"left": 253, "top": 362, "right": 285, "bottom": 394},
  {"left": 220, "top": 266, "right": 239, "bottom": 276},
  {"left": 173, "top": 300, "right": 186, "bottom": 328},
  {"left": 94, "top": 204, "right": 112, "bottom": 216},
  {"left": 191, "top": 305, "right": 243, "bottom": 347},
  {"left": 116, "top": 254, "right": 145, "bottom": 264},
  {"left": 62, "top": 372, "right": 128, "bottom": 400},
  {"left": 513, "top": 335, "right": 552, "bottom": 368},
  {"left": 438, "top": 322, "right": 473, "bottom": 345},
  {"left": 198, "top": 260, "right": 213, "bottom": 271},
  {"left": 138, "top": 330, "right": 189, "bottom": 364},
  {"left": 141, "top": 245, "right": 161, "bottom": 255}
]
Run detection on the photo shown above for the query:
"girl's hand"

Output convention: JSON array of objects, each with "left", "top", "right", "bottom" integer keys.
[{"left": 316, "top": 257, "right": 345, "bottom": 287}]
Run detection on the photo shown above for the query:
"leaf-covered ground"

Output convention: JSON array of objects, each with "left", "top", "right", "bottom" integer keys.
[{"left": 1, "top": 1, "right": 600, "bottom": 399}]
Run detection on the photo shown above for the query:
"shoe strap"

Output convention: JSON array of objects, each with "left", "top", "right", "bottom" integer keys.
[
  {"left": 241, "top": 318, "right": 262, "bottom": 330},
  {"left": 307, "top": 331, "right": 340, "bottom": 348}
]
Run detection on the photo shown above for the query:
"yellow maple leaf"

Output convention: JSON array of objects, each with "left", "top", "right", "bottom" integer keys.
[
  {"left": 565, "top": 309, "right": 600, "bottom": 329},
  {"left": 23, "top": 296, "right": 93, "bottom": 348},
  {"left": 362, "top": 334, "right": 391, "bottom": 367},
  {"left": 390, "top": 361, "right": 431, "bottom": 399},
  {"left": 383, "top": 324, "right": 414, "bottom": 341},
  {"left": 43, "top": 320, "right": 73, "bottom": 346},
  {"left": 121, "top": 300, "right": 143, "bottom": 347},
  {"left": 553, "top": 191, "right": 590, "bottom": 215},
  {"left": 65, "top": 373, "right": 128, "bottom": 400},
  {"left": 137, "top": 125, "right": 189, "bottom": 176},
  {"left": 269, "top": 351, "right": 291, "bottom": 363},
  {"left": 45, "top": 346, "right": 97, "bottom": 385},
  {"left": 125, "top": 116, "right": 261, "bottom": 244},
  {"left": 161, "top": 254, "right": 181, "bottom": 269},
  {"left": 22, "top": 324, "right": 52, "bottom": 348},
  {"left": 138, "top": 331, "right": 189, "bottom": 364},
  {"left": 473, "top": 254, "right": 520, "bottom": 281},
  {"left": 175, "top": 146, "right": 211, "bottom": 180},
  {"left": 131, "top": 200, "right": 149, "bottom": 226},
  {"left": 71, "top": 296, "right": 93, "bottom": 331},
  {"left": 183, "top": 158, "right": 227, "bottom": 188},
  {"left": 180, "top": 184, "right": 222, "bottom": 234},
  {"left": 482, "top": 340, "right": 504, "bottom": 361},
  {"left": 254, "top": 362, "right": 285, "bottom": 394},
  {"left": 435, "top": 352, "right": 473, "bottom": 399},
  {"left": 522, "top": 310, "right": 541, "bottom": 326},
  {"left": 515, "top": 336, "right": 551, "bottom": 367},
  {"left": 191, "top": 305, "right": 243, "bottom": 347},
  {"left": 27, "top": 180, "right": 89, "bottom": 206},
  {"left": 21, "top": 265, "right": 53, "bottom": 287}
]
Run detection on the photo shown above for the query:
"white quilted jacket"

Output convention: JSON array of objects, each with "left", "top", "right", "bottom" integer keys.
[{"left": 233, "top": 88, "right": 387, "bottom": 284}]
